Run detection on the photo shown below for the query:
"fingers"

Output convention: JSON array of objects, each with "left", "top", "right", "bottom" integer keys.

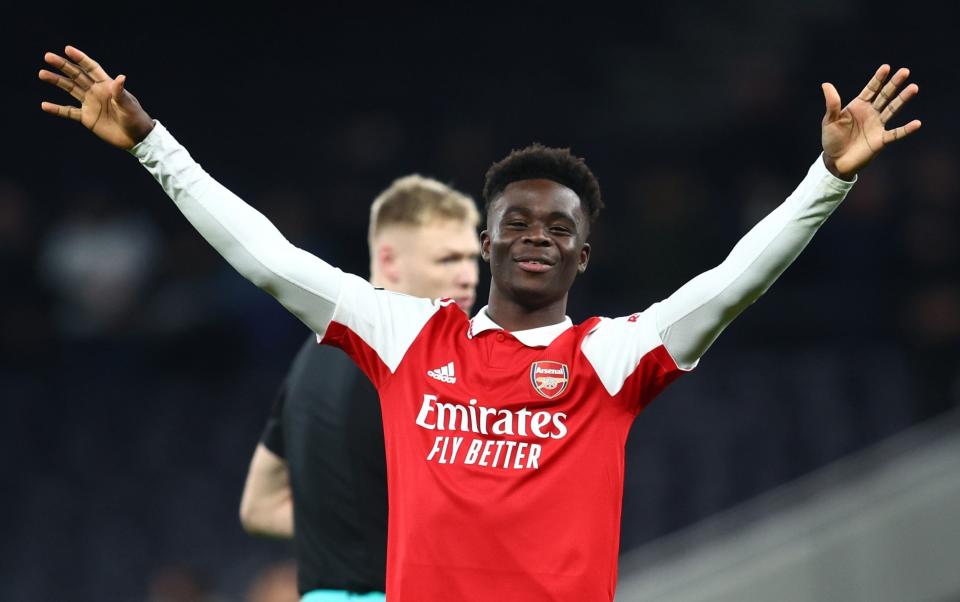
[
  {"left": 64, "top": 45, "right": 111, "bottom": 82},
  {"left": 880, "top": 83, "right": 919, "bottom": 124},
  {"left": 40, "top": 101, "right": 82, "bottom": 122},
  {"left": 113, "top": 74, "right": 127, "bottom": 99},
  {"left": 38, "top": 69, "right": 87, "bottom": 102},
  {"left": 44, "top": 51, "right": 96, "bottom": 89},
  {"left": 882, "top": 119, "right": 922, "bottom": 145},
  {"left": 822, "top": 82, "right": 842, "bottom": 121},
  {"left": 872, "top": 67, "right": 910, "bottom": 111},
  {"left": 856, "top": 64, "right": 890, "bottom": 103}
]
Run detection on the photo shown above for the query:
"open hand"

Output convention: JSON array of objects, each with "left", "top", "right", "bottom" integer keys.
[
  {"left": 821, "top": 65, "right": 921, "bottom": 180},
  {"left": 39, "top": 46, "right": 154, "bottom": 149}
]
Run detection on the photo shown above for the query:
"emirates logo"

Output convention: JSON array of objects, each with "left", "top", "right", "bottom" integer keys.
[{"left": 530, "top": 361, "right": 569, "bottom": 399}]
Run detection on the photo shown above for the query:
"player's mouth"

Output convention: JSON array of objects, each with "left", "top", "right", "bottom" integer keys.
[{"left": 514, "top": 256, "right": 556, "bottom": 273}]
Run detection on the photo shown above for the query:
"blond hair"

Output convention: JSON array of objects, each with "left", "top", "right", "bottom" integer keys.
[{"left": 368, "top": 175, "right": 479, "bottom": 249}]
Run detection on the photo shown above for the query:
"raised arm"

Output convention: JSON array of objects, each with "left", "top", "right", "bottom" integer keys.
[
  {"left": 39, "top": 45, "right": 346, "bottom": 334},
  {"left": 656, "top": 64, "right": 921, "bottom": 369},
  {"left": 40, "top": 45, "right": 449, "bottom": 381}
]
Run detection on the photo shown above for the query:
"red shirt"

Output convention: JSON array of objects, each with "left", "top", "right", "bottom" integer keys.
[
  {"left": 131, "top": 122, "right": 853, "bottom": 602},
  {"left": 322, "top": 282, "right": 686, "bottom": 602},
  {"left": 134, "top": 124, "right": 850, "bottom": 601}
]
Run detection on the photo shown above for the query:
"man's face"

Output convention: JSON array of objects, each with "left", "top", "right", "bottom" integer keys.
[
  {"left": 382, "top": 220, "right": 480, "bottom": 313},
  {"left": 481, "top": 179, "right": 590, "bottom": 309}
]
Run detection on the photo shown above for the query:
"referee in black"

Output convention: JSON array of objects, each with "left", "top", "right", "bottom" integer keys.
[{"left": 240, "top": 175, "right": 480, "bottom": 602}]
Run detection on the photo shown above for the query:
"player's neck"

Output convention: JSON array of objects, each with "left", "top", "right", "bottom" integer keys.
[{"left": 485, "top": 292, "right": 568, "bottom": 332}]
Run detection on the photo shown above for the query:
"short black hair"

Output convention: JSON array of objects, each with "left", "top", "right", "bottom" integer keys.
[{"left": 482, "top": 143, "right": 604, "bottom": 225}]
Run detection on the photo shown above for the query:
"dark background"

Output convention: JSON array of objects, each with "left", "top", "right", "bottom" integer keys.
[{"left": 3, "top": 3, "right": 958, "bottom": 600}]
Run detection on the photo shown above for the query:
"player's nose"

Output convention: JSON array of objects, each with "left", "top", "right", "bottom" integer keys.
[{"left": 522, "top": 224, "right": 551, "bottom": 246}]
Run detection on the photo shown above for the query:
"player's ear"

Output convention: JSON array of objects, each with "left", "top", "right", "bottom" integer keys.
[
  {"left": 577, "top": 242, "right": 590, "bottom": 274},
  {"left": 480, "top": 230, "right": 491, "bottom": 263},
  {"left": 378, "top": 244, "right": 401, "bottom": 283}
]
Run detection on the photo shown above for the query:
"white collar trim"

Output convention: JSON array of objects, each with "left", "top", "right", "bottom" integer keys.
[{"left": 467, "top": 305, "right": 573, "bottom": 347}]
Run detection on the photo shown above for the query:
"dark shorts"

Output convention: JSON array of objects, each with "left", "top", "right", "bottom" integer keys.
[{"left": 301, "top": 590, "right": 386, "bottom": 602}]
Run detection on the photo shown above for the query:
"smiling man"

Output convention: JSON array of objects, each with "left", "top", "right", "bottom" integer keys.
[
  {"left": 480, "top": 145, "right": 600, "bottom": 330},
  {"left": 39, "top": 46, "right": 920, "bottom": 601}
]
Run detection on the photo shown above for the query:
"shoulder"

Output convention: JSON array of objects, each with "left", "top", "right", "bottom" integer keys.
[
  {"left": 579, "top": 308, "right": 660, "bottom": 346},
  {"left": 578, "top": 307, "right": 677, "bottom": 397},
  {"left": 434, "top": 298, "right": 471, "bottom": 324},
  {"left": 287, "top": 336, "right": 364, "bottom": 395},
  {"left": 407, "top": 297, "right": 470, "bottom": 338}
]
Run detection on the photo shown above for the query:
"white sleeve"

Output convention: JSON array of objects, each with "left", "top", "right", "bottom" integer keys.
[
  {"left": 130, "top": 120, "right": 344, "bottom": 336},
  {"left": 130, "top": 121, "right": 441, "bottom": 383},
  {"left": 656, "top": 154, "right": 856, "bottom": 369}
]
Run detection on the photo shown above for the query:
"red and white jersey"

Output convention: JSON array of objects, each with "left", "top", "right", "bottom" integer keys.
[
  {"left": 321, "top": 279, "right": 686, "bottom": 601},
  {"left": 133, "top": 122, "right": 855, "bottom": 602}
]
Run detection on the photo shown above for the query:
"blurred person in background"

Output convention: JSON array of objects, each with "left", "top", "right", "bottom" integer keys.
[
  {"left": 38, "top": 189, "right": 161, "bottom": 338},
  {"left": 239, "top": 175, "right": 480, "bottom": 601},
  {"left": 39, "top": 45, "right": 921, "bottom": 601}
]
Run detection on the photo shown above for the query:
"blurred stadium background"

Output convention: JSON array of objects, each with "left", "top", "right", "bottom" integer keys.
[{"left": 3, "top": 3, "right": 958, "bottom": 600}]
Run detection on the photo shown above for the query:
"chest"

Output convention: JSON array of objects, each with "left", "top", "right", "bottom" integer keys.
[
  {"left": 378, "top": 325, "right": 634, "bottom": 477},
  {"left": 381, "top": 323, "right": 630, "bottom": 443}
]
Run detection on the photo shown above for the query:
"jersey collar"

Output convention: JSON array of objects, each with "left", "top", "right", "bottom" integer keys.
[{"left": 467, "top": 305, "right": 573, "bottom": 347}]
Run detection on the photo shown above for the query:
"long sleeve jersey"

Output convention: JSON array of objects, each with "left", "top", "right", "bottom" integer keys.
[{"left": 132, "top": 122, "right": 853, "bottom": 601}]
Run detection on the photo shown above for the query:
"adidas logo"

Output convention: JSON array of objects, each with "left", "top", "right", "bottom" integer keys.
[{"left": 427, "top": 361, "right": 457, "bottom": 384}]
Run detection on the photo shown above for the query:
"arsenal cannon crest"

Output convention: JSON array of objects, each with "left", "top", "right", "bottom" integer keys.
[{"left": 530, "top": 361, "right": 569, "bottom": 399}]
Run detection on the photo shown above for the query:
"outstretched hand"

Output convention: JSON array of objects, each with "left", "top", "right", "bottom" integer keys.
[
  {"left": 39, "top": 46, "right": 155, "bottom": 150},
  {"left": 821, "top": 65, "right": 921, "bottom": 180}
]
